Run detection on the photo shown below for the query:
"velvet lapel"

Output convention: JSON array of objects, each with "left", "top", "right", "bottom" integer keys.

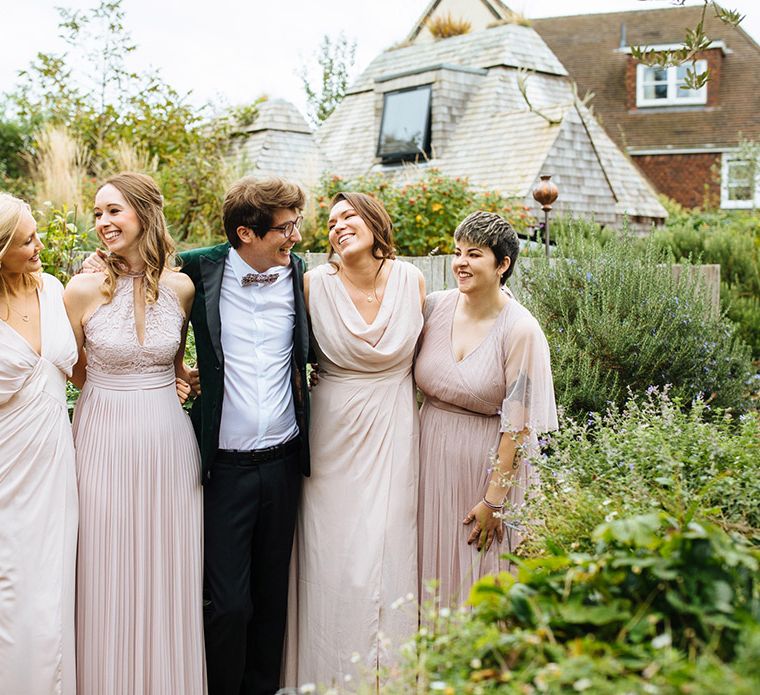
[
  {"left": 291, "top": 253, "right": 308, "bottom": 367},
  {"left": 199, "top": 246, "right": 228, "bottom": 366}
]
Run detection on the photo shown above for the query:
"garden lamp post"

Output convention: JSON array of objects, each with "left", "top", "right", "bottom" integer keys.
[{"left": 532, "top": 175, "right": 559, "bottom": 258}]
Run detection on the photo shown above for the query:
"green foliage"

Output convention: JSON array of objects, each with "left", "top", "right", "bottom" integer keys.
[
  {"left": 522, "top": 390, "right": 760, "bottom": 558},
  {"left": 652, "top": 199, "right": 760, "bottom": 358},
  {"left": 0, "top": 113, "right": 32, "bottom": 181},
  {"left": 520, "top": 230, "right": 754, "bottom": 417},
  {"left": 392, "top": 512, "right": 760, "bottom": 693},
  {"left": 299, "top": 33, "right": 356, "bottom": 127},
  {"left": 303, "top": 169, "right": 536, "bottom": 256},
  {"left": 4, "top": 0, "right": 241, "bottom": 244},
  {"left": 38, "top": 204, "right": 95, "bottom": 284}
]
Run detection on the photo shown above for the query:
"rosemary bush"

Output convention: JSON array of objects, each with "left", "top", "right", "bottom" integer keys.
[{"left": 520, "top": 233, "right": 754, "bottom": 417}]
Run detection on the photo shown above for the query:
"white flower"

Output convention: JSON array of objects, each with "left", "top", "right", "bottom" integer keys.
[
  {"left": 430, "top": 682, "right": 448, "bottom": 691},
  {"left": 652, "top": 633, "right": 672, "bottom": 649},
  {"left": 439, "top": 607, "right": 451, "bottom": 618},
  {"left": 344, "top": 674, "right": 352, "bottom": 682},
  {"left": 470, "top": 658, "right": 482, "bottom": 669},
  {"left": 573, "top": 678, "right": 593, "bottom": 691},
  {"left": 406, "top": 592, "right": 414, "bottom": 601},
  {"left": 299, "top": 684, "right": 316, "bottom": 694},
  {"left": 350, "top": 651, "right": 361, "bottom": 664}
]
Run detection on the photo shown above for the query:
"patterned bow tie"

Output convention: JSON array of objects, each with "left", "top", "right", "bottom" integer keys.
[{"left": 241, "top": 272, "right": 279, "bottom": 287}]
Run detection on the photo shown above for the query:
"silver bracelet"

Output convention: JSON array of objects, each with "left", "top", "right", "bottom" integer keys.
[{"left": 482, "top": 497, "right": 503, "bottom": 511}]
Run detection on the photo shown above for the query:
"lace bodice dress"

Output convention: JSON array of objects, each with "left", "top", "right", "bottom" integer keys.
[
  {"left": 72, "top": 275, "right": 206, "bottom": 695},
  {"left": 84, "top": 274, "right": 183, "bottom": 375}
]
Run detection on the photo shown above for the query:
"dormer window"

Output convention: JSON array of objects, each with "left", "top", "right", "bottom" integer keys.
[
  {"left": 635, "top": 60, "right": 707, "bottom": 107},
  {"left": 377, "top": 85, "right": 432, "bottom": 163}
]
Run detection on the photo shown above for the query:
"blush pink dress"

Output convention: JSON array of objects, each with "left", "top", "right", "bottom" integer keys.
[
  {"left": 414, "top": 289, "right": 558, "bottom": 609},
  {"left": 72, "top": 275, "right": 205, "bottom": 695},
  {"left": 0, "top": 274, "right": 78, "bottom": 695},
  {"left": 285, "top": 260, "right": 423, "bottom": 690}
]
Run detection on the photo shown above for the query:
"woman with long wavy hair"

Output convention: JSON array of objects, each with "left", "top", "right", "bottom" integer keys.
[
  {"left": 64, "top": 172, "right": 205, "bottom": 694},
  {"left": 0, "top": 192, "right": 78, "bottom": 695},
  {"left": 285, "top": 192, "right": 426, "bottom": 690}
]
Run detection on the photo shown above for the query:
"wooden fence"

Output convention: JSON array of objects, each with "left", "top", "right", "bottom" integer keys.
[{"left": 301, "top": 253, "right": 721, "bottom": 313}]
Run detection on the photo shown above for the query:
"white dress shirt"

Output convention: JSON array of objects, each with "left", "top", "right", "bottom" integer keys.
[{"left": 218, "top": 248, "right": 298, "bottom": 450}]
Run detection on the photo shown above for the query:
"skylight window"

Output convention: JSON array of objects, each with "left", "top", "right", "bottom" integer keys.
[{"left": 377, "top": 85, "right": 432, "bottom": 163}]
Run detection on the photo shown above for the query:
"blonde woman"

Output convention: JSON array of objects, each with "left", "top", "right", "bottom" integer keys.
[
  {"left": 64, "top": 172, "right": 205, "bottom": 694},
  {"left": 0, "top": 193, "right": 78, "bottom": 695}
]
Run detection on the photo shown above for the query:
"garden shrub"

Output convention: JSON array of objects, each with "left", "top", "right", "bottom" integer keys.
[
  {"left": 521, "top": 389, "right": 760, "bottom": 558},
  {"left": 301, "top": 168, "right": 536, "bottom": 256},
  {"left": 652, "top": 198, "right": 760, "bottom": 358},
  {"left": 520, "top": 232, "right": 754, "bottom": 417},
  {"left": 38, "top": 204, "right": 94, "bottom": 284},
  {"left": 391, "top": 512, "right": 760, "bottom": 694}
]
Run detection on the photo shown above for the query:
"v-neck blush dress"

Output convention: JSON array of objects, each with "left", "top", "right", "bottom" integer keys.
[
  {"left": 0, "top": 273, "right": 78, "bottom": 695},
  {"left": 72, "top": 275, "right": 205, "bottom": 695},
  {"left": 286, "top": 260, "right": 423, "bottom": 689},
  {"left": 414, "top": 289, "right": 558, "bottom": 609}
]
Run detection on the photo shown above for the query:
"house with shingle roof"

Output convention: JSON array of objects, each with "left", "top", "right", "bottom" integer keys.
[
  {"left": 234, "top": 0, "right": 667, "bottom": 228},
  {"left": 227, "top": 98, "right": 323, "bottom": 188},
  {"left": 533, "top": 6, "right": 760, "bottom": 210}
]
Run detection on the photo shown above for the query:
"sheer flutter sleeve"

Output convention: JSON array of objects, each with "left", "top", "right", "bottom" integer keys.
[{"left": 500, "top": 312, "right": 558, "bottom": 434}]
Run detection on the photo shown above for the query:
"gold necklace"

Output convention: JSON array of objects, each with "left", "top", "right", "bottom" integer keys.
[
  {"left": 340, "top": 268, "right": 379, "bottom": 303},
  {"left": 8, "top": 293, "right": 32, "bottom": 322}
]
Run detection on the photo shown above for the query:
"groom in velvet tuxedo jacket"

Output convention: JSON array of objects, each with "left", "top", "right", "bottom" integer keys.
[{"left": 179, "top": 176, "right": 311, "bottom": 695}]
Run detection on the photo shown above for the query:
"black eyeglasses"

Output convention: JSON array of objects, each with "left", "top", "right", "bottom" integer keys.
[{"left": 264, "top": 215, "right": 303, "bottom": 239}]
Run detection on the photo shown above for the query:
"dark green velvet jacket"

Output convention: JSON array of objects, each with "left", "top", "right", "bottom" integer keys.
[{"left": 179, "top": 243, "right": 311, "bottom": 482}]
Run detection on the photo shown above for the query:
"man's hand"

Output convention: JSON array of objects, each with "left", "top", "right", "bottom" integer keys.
[
  {"left": 81, "top": 248, "right": 108, "bottom": 273},
  {"left": 176, "top": 378, "right": 192, "bottom": 405},
  {"left": 177, "top": 362, "right": 201, "bottom": 396},
  {"left": 307, "top": 363, "right": 320, "bottom": 390}
]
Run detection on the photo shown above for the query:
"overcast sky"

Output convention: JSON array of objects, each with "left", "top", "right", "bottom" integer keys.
[{"left": 2, "top": 0, "right": 758, "bottom": 119}]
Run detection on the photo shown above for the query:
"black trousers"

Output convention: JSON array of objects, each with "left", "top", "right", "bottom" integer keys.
[{"left": 203, "top": 446, "right": 301, "bottom": 695}]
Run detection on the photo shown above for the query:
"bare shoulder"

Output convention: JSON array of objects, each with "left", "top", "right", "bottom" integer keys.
[
  {"left": 162, "top": 269, "right": 195, "bottom": 299},
  {"left": 64, "top": 271, "right": 105, "bottom": 300}
]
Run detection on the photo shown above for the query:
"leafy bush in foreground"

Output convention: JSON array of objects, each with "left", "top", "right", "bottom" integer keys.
[{"left": 392, "top": 513, "right": 760, "bottom": 694}]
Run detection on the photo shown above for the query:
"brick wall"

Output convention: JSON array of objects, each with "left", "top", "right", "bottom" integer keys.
[{"left": 634, "top": 152, "right": 721, "bottom": 209}]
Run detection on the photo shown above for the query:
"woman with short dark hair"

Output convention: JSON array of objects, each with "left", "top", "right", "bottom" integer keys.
[{"left": 415, "top": 211, "right": 558, "bottom": 609}]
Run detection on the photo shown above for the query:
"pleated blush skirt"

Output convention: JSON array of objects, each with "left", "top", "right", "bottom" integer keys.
[{"left": 73, "top": 368, "right": 206, "bottom": 695}]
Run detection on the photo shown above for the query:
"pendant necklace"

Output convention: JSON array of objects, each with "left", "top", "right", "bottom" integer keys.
[
  {"left": 340, "top": 268, "right": 379, "bottom": 303},
  {"left": 9, "top": 294, "right": 32, "bottom": 322}
]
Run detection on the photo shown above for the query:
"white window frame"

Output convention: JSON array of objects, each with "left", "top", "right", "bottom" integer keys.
[
  {"left": 635, "top": 60, "right": 708, "bottom": 107},
  {"left": 721, "top": 152, "right": 759, "bottom": 209}
]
